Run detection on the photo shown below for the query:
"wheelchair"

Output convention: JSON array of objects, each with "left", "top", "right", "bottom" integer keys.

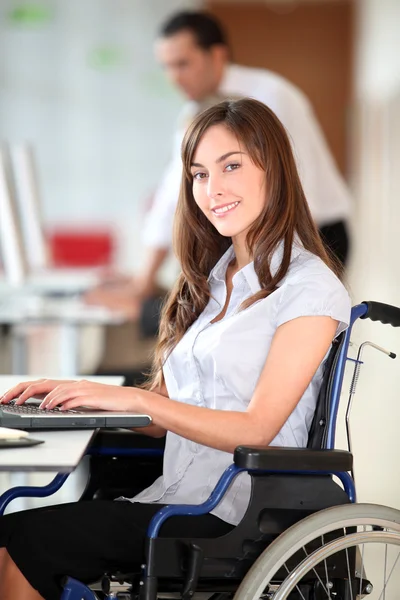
[{"left": 3, "top": 301, "right": 400, "bottom": 599}]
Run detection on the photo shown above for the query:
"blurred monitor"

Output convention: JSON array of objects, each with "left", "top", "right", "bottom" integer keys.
[
  {"left": 10, "top": 143, "right": 48, "bottom": 272},
  {"left": 7, "top": 143, "right": 99, "bottom": 295},
  {"left": 0, "top": 145, "right": 27, "bottom": 286}
]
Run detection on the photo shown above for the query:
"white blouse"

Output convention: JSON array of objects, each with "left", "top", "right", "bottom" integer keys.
[{"left": 131, "top": 242, "right": 351, "bottom": 525}]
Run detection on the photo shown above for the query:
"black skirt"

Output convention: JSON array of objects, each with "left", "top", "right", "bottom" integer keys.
[{"left": 0, "top": 500, "right": 233, "bottom": 600}]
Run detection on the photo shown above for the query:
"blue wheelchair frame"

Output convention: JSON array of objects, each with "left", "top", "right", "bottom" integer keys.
[{"left": 0, "top": 302, "right": 393, "bottom": 599}]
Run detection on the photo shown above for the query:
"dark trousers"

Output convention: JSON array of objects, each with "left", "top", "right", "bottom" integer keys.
[
  {"left": 319, "top": 219, "right": 350, "bottom": 269},
  {"left": 0, "top": 500, "right": 233, "bottom": 600}
]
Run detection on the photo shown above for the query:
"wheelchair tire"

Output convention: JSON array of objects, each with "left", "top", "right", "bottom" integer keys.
[{"left": 233, "top": 503, "right": 400, "bottom": 600}]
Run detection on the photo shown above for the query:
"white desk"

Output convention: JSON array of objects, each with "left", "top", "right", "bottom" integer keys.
[
  {"left": 0, "top": 429, "right": 95, "bottom": 472},
  {"left": 0, "top": 375, "right": 125, "bottom": 509}
]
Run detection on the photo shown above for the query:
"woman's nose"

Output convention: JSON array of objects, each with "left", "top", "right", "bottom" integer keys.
[{"left": 207, "top": 175, "right": 224, "bottom": 199}]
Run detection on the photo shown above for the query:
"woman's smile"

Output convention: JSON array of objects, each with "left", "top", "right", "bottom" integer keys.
[{"left": 211, "top": 200, "right": 241, "bottom": 217}]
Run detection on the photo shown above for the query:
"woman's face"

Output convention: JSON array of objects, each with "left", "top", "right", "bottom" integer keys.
[{"left": 190, "top": 124, "right": 267, "bottom": 241}]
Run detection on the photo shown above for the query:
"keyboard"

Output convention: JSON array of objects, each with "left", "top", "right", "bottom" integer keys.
[
  {"left": 2, "top": 402, "right": 79, "bottom": 416},
  {"left": 0, "top": 399, "right": 152, "bottom": 430}
]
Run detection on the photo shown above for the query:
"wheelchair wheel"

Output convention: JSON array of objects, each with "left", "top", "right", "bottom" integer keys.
[{"left": 234, "top": 503, "right": 400, "bottom": 599}]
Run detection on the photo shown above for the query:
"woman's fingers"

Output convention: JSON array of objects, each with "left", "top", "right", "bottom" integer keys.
[
  {"left": 40, "top": 380, "right": 88, "bottom": 409},
  {"left": 58, "top": 397, "right": 100, "bottom": 411},
  {"left": 0, "top": 379, "right": 47, "bottom": 404},
  {"left": 0, "top": 379, "right": 77, "bottom": 405},
  {"left": 1, "top": 379, "right": 131, "bottom": 412},
  {"left": 16, "top": 382, "right": 59, "bottom": 405},
  {"left": 41, "top": 383, "right": 132, "bottom": 412}
]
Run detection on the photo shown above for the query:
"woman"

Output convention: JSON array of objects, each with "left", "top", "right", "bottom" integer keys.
[{"left": 0, "top": 98, "right": 350, "bottom": 599}]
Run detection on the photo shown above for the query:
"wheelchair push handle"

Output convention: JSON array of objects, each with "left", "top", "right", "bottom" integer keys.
[{"left": 361, "top": 301, "right": 400, "bottom": 328}]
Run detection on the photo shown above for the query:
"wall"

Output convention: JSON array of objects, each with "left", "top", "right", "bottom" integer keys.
[
  {"left": 338, "top": 0, "right": 400, "bottom": 514},
  {"left": 0, "top": 0, "right": 202, "bottom": 272},
  {"left": 206, "top": 0, "right": 354, "bottom": 176}
]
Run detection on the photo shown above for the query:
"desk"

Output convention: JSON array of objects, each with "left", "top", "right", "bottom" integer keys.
[
  {"left": 0, "top": 374, "right": 125, "bottom": 510},
  {"left": 0, "top": 429, "right": 95, "bottom": 472}
]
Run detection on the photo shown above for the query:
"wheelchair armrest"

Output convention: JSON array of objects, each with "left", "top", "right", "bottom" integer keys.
[{"left": 234, "top": 446, "right": 353, "bottom": 472}]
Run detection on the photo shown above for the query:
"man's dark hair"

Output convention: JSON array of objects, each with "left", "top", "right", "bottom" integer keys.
[{"left": 159, "top": 11, "right": 229, "bottom": 51}]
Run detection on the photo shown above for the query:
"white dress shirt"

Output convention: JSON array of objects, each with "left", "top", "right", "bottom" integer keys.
[
  {"left": 130, "top": 242, "right": 351, "bottom": 525},
  {"left": 142, "top": 64, "right": 352, "bottom": 248}
]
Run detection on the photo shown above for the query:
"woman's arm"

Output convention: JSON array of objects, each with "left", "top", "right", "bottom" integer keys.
[
  {"left": 1, "top": 316, "right": 338, "bottom": 453},
  {"left": 130, "top": 315, "right": 338, "bottom": 453},
  {"left": 132, "top": 382, "right": 168, "bottom": 438}
]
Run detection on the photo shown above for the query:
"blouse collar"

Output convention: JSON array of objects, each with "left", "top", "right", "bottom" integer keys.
[{"left": 208, "top": 239, "right": 303, "bottom": 294}]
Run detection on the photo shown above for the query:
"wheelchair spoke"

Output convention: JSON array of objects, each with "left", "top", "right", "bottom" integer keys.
[
  {"left": 383, "top": 539, "right": 388, "bottom": 600},
  {"left": 359, "top": 544, "right": 365, "bottom": 598},
  {"left": 359, "top": 534, "right": 365, "bottom": 599},
  {"left": 344, "top": 528, "right": 354, "bottom": 600},
  {"left": 282, "top": 562, "right": 306, "bottom": 600},
  {"left": 321, "top": 535, "right": 332, "bottom": 599},
  {"left": 299, "top": 540, "right": 331, "bottom": 597},
  {"left": 376, "top": 548, "right": 400, "bottom": 600}
]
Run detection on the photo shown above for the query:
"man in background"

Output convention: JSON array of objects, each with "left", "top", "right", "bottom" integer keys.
[{"left": 88, "top": 9, "right": 351, "bottom": 323}]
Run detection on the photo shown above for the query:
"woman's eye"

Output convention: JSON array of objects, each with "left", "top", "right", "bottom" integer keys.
[
  {"left": 193, "top": 172, "right": 208, "bottom": 180},
  {"left": 225, "top": 163, "right": 240, "bottom": 172}
]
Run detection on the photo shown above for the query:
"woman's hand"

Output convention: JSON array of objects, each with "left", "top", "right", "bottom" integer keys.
[
  {"left": 0, "top": 379, "right": 74, "bottom": 404},
  {"left": 0, "top": 379, "right": 137, "bottom": 412},
  {"left": 83, "top": 286, "right": 141, "bottom": 321}
]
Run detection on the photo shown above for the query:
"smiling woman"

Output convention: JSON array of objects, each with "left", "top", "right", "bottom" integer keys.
[
  {"left": 190, "top": 128, "right": 266, "bottom": 234},
  {"left": 0, "top": 99, "right": 350, "bottom": 600},
  {"left": 151, "top": 98, "right": 346, "bottom": 385}
]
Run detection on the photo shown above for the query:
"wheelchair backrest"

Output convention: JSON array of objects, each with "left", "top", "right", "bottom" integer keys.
[{"left": 307, "top": 332, "right": 346, "bottom": 450}]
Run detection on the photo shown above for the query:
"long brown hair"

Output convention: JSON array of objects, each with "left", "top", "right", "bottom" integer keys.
[{"left": 145, "top": 98, "right": 339, "bottom": 390}]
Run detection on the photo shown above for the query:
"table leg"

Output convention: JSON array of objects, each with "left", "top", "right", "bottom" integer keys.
[
  {"left": 10, "top": 324, "right": 28, "bottom": 375},
  {"left": 59, "top": 323, "right": 79, "bottom": 376}
]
